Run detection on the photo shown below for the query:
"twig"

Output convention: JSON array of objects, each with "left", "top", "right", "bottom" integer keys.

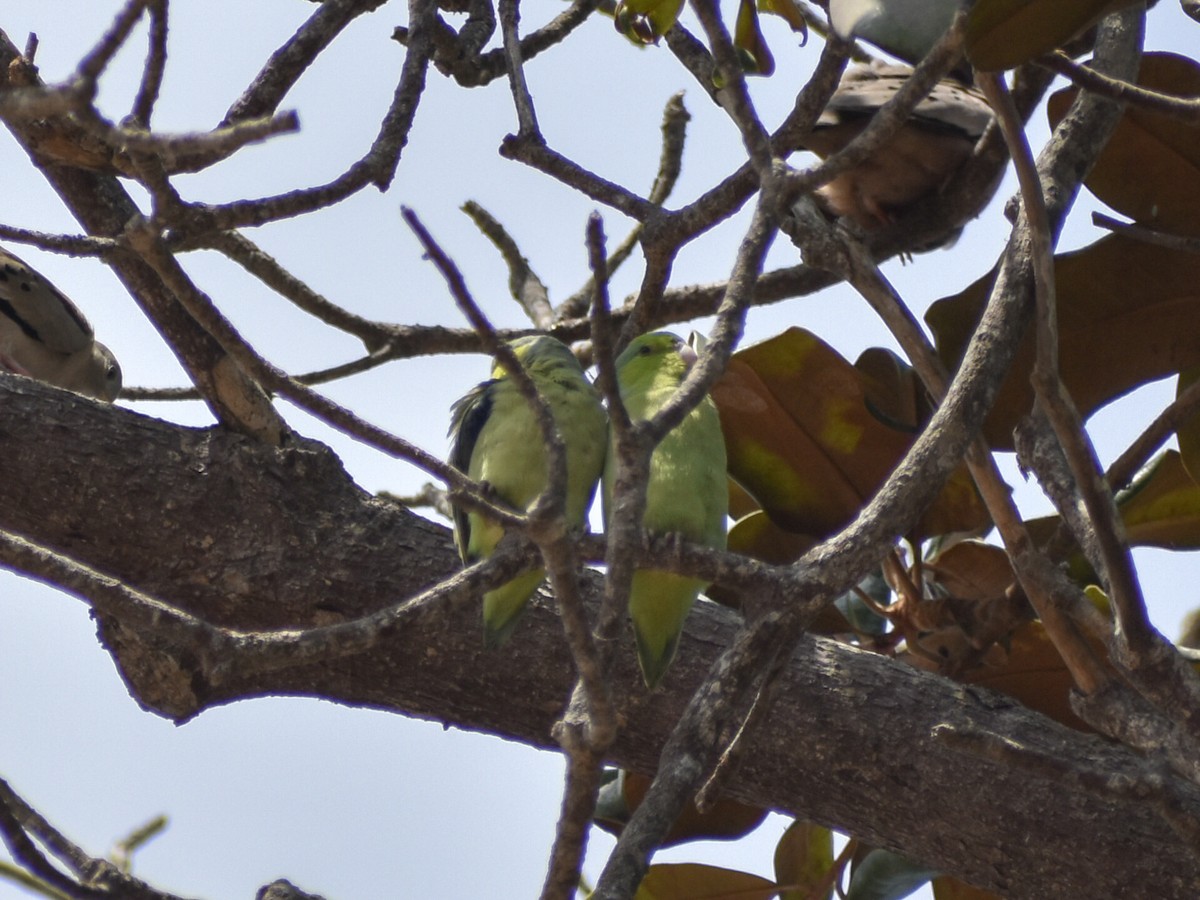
[
  {"left": 778, "top": 12, "right": 967, "bottom": 208},
  {"left": 499, "top": 0, "right": 539, "bottom": 136},
  {"left": 500, "top": 134, "right": 660, "bottom": 222},
  {"left": 1040, "top": 50, "right": 1200, "bottom": 123},
  {"left": 1092, "top": 211, "right": 1200, "bottom": 253},
  {"left": 991, "top": 12, "right": 1200, "bottom": 764},
  {"left": 128, "top": 0, "right": 168, "bottom": 128},
  {"left": 984, "top": 64, "right": 1150, "bottom": 663},
  {"left": 0, "top": 527, "right": 223, "bottom": 661},
  {"left": 380, "top": 483, "right": 453, "bottom": 519},
  {"left": 0, "top": 777, "right": 185, "bottom": 900},
  {"left": 395, "top": 0, "right": 601, "bottom": 89},
  {"left": 0, "top": 72, "right": 298, "bottom": 175},
  {"left": 663, "top": 23, "right": 719, "bottom": 100},
  {"left": 72, "top": 0, "right": 150, "bottom": 89},
  {"left": 539, "top": 727, "right": 606, "bottom": 900},
  {"left": 0, "top": 860, "right": 71, "bottom": 900},
  {"left": 1106, "top": 375, "right": 1200, "bottom": 493},
  {"left": 592, "top": 195, "right": 776, "bottom": 898},
  {"left": 0, "top": 779, "right": 106, "bottom": 899},
  {"left": 587, "top": 212, "right": 646, "bottom": 665},
  {"left": 110, "top": 815, "right": 168, "bottom": 874},
  {"left": 222, "top": 0, "right": 388, "bottom": 125},
  {"left": 557, "top": 92, "right": 691, "bottom": 322},
  {"left": 215, "top": 541, "right": 545, "bottom": 684},
  {"left": 196, "top": 230, "right": 391, "bottom": 351},
  {"left": 461, "top": 201, "right": 555, "bottom": 329},
  {"left": 160, "top": 0, "right": 436, "bottom": 234},
  {"left": 126, "top": 220, "right": 495, "bottom": 505},
  {"left": 0, "top": 226, "right": 118, "bottom": 257},
  {"left": 401, "top": 207, "right": 568, "bottom": 521},
  {"left": 619, "top": 237, "right": 678, "bottom": 345},
  {"left": 688, "top": 0, "right": 774, "bottom": 175}
]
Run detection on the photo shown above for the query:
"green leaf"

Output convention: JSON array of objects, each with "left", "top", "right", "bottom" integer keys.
[
  {"left": 734, "top": 0, "right": 775, "bottom": 76},
  {"left": 759, "top": 0, "right": 808, "bottom": 37},
  {"left": 1178, "top": 366, "right": 1200, "bottom": 484},
  {"left": 592, "top": 768, "right": 632, "bottom": 836},
  {"left": 773, "top": 819, "right": 835, "bottom": 900},
  {"left": 845, "top": 848, "right": 939, "bottom": 900},
  {"left": 1117, "top": 450, "right": 1200, "bottom": 550},
  {"left": 614, "top": 0, "right": 685, "bottom": 45},
  {"left": 966, "top": 0, "right": 1132, "bottom": 71},
  {"left": 594, "top": 769, "right": 768, "bottom": 848},
  {"left": 1048, "top": 52, "right": 1200, "bottom": 237},
  {"left": 635, "top": 863, "right": 781, "bottom": 900},
  {"left": 834, "top": 571, "right": 890, "bottom": 636}
]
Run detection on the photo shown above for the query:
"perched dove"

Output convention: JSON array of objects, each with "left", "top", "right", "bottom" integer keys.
[
  {"left": 829, "top": 0, "right": 962, "bottom": 64},
  {"left": 0, "top": 246, "right": 122, "bottom": 401},
  {"left": 800, "top": 63, "right": 993, "bottom": 230}
]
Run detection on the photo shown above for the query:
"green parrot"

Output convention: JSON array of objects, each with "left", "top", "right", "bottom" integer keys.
[
  {"left": 605, "top": 332, "right": 728, "bottom": 689},
  {"left": 449, "top": 335, "right": 608, "bottom": 648}
]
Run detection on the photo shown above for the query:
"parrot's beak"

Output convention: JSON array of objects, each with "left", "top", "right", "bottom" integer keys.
[{"left": 681, "top": 331, "right": 707, "bottom": 368}]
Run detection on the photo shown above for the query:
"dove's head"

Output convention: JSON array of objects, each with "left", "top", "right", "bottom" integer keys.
[{"left": 62, "top": 341, "right": 122, "bottom": 402}]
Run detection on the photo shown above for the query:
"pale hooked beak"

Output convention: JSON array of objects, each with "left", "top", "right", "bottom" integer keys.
[{"left": 682, "top": 331, "right": 707, "bottom": 367}]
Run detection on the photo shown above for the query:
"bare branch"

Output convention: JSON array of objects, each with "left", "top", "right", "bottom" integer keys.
[
  {"left": 499, "top": 0, "right": 540, "bottom": 135},
  {"left": 222, "top": 0, "right": 388, "bottom": 125},
  {"left": 500, "top": 134, "right": 660, "bottom": 222},
  {"left": 1107, "top": 376, "right": 1200, "bottom": 493},
  {"left": 461, "top": 201, "right": 555, "bottom": 329},
  {"left": 0, "top": 776, "right": 185, "bottom": 900},
  {"left": 396, "top": 0, "right": 601, "bottom": 88},
  {"left": 688, "top": 0, "right": 773, "bottom": 174},
  {"left": 779, "top": 12, "right": 967, "bottom": 208},
  {"left": 196, "top": 230, "right": 391, "bottom": 350},
  {"left": 72, "top": 0, "right": 150, "bottom": 89},
  {"left": 558, "top": 92, "right": 692, "bottom": 322},
  {"left": 127, "top": 0, "right": 167, "bottom": 128},
  {"left": 1040, "top": 49, "right": 1200, "bottom": 122},
  {"left": 1093, "top": 211, "right": 1200, "bottom": 253}
]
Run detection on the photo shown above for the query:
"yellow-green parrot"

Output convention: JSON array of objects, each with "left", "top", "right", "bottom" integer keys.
[
  {"left": 449, "top": 335, "right": 608, "bottom": 648},
  {"left": 605, "top": 332, "right": 728, "bottom": 688}
]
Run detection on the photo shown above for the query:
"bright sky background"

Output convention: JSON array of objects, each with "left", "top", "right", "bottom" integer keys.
[{"left": 1, "top": 2, "right": 1197, "bottom": 898}]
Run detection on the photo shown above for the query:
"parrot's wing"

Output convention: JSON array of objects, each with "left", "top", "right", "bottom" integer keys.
[
  {"left": 448, "top": 379, "right": 495, "bottom": 561},
  {"left": 0, "top": 248, "right": 96, "bottom": 354}
]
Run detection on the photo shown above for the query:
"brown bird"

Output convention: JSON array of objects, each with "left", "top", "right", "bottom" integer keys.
[
  {"left": 801, "top": 63, "right": 993, "bottom": 230},
  {"left": 0, "top": 246, "right": 122, "bottom": 401}
]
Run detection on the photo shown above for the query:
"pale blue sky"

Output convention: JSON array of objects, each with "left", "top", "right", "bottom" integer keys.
[{"left": 1, "top": 2, "right": 1196, "bottom": 897}]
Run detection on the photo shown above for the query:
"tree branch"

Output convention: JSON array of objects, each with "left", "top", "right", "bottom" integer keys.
[{"left": 1, "top": 381, "right": 1199, "bottom": 896}]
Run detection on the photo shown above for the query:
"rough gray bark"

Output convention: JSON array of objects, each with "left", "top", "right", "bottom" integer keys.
[{"left": 3, "top": 376, "right": 1199, "bottom": 898}]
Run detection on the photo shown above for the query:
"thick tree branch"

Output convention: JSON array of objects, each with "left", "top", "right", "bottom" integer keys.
[{"left": 0, "top": 383, "right": 1198, "bottom": 896}]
